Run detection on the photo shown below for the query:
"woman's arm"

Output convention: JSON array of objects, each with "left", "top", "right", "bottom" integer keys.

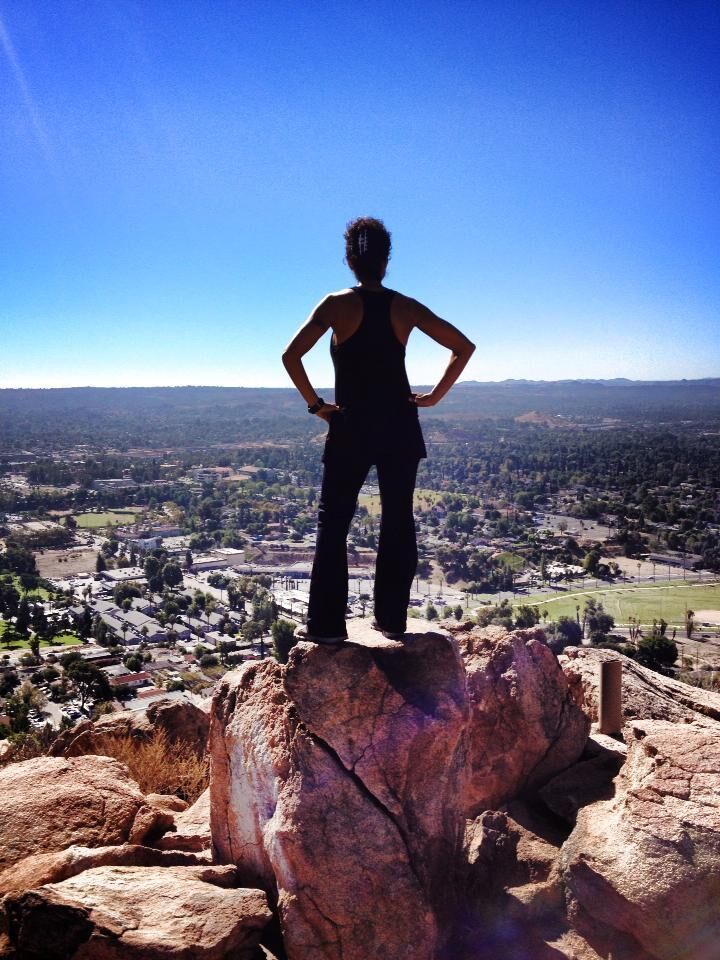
[
  {"left": 281, "top": 297, "right": 340, "bottom": 422},
  {"left": 403, "top": 299, "right": 475, "bottom": 407}
]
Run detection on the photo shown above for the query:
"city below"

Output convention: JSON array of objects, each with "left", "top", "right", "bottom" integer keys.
[{"left": 1, "top": 380, "right": 719, "bottom": 740}]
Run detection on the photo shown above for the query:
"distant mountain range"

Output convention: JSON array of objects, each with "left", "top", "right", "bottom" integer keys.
[
  {"left": 0, "top": 380, "right": 719, "bottom": 449},
  {"left": 458, "top": 378, "right": 720, "bottom": 387}
]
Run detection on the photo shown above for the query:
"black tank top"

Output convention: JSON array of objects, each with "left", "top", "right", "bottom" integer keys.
[
  {"left": 323, "top": 286, "right": 427, "bottom": 462},
  {"left": 331, "top": 287, "right": 412, "bottom": 411}
]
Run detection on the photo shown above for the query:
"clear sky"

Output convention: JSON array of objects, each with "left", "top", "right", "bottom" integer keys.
[{"left": 1, "top": 0, "right": 718, "bottom": 390}]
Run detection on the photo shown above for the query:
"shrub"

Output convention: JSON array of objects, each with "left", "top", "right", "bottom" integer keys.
[{"left": 92, "top": 725, "right": 208, "bottom": 803}]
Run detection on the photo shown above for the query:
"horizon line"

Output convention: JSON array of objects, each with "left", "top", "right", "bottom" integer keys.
[{"left": 1, "top": 377, "right": 719, "bottom": 392}]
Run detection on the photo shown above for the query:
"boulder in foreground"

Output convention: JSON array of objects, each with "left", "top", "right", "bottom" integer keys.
[
  {"left": 0, "top": 756, "right": 170, "bottom": 874},
  {"left": 562, "top": 719, "right": 720, "bottom": 960},
  {"left": 3, "top": 864, "right": 271, "bottom": 960},
  {"left": 210, "top": 621, "right": 469, "bottom": 960}
]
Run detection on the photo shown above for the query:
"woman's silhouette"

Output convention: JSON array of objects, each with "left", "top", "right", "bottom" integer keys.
[{"left": 282, "top": 217, "right": 475, "bottom": 643}]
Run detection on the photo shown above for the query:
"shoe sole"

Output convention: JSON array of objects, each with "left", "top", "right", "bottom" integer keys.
[
  {"left": 294, "top": 628, "right": 346, "bottom": 646},
  {"left": 371, "top": 622, "right": 405, "bottom": 640}
]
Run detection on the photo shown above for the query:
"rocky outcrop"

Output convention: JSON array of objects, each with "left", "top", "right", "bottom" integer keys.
[
  {"left": 49, "top": 697, "right": 210, "bottom": 759},
  {"left": 0, "top": 756, "right": 171, "bottom": 874},
  {"left": 0, "top": 843, "right": 211, "bottom": 900},
  {"left": 560, "top": 645, "right": 720, "bottom": 727},
  {"left": 448, "top": 624, "right": 590, "bottom": 815},
  {"left": 210, "top": 621, "right": 469, "bottom": 960},
  {"left": 3, "top": 864, "right": 271, "bottom": 959},
  {"left": 459, "top": 803, "right": 606, "bottom": 960},
  {"left": 209, "top": 620, "right": 595, "bottom": 959},
  {"left": 155, "top": 786, "right": 211, "bottom": 852},
  {"left": 6, "top": 618, "right": 718, "bottom": 959},
  {"left": 539, "top": 733, "right": 627, "bottom": 823},
  {"left": 562, "top": 719, "right": 720, "bottom": 960}
]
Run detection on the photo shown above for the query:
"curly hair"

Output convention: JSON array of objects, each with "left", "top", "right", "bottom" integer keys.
[{"left": 344, "top": 216, "right": 392, "bottom": 282}]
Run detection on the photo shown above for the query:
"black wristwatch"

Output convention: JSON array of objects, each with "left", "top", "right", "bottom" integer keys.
[{"left": 308, "top": 397, "right": 325, "bottom": 415}]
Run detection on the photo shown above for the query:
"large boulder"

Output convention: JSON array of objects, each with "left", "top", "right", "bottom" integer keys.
[
  {"left": 2, "top": 864, "right": 271, "bottom": 959},
  {"left": 562, "top": 719, "right": 720, "bottom": 960},
  {"left": 0, "top": 756, "right": 170, "bottom": 874},
  {"left": 448, "top": 624, "right": 590, "bottom": 815},
  {"left": 560, "top": 646, "right": 720, "bottom": 728},
  {"left": 209, "top": 621, "right": 469, "bottom": 960}
]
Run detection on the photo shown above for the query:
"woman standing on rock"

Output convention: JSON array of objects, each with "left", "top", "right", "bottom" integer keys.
[{"left": 282, "top": 216, "right": 475, "bottom": 644}]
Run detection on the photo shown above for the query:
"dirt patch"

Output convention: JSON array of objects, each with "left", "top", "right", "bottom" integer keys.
[
  {"left": 36, "top": 548, "right": 98, "bottom": 578},
  {"left": 695, "top": 610, "right": 720, "bottom": 625}
]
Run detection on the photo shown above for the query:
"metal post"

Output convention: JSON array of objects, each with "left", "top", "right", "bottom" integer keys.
[{"left": 599, "top": 659, "right": 622, "bottom": 735}]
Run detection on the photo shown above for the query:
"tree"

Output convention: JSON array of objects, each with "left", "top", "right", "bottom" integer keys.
[
  {"left": 252, "top": 590, "right": 277, "bottom": 627},
  {"left": 4, "top": 692, "right": 30, "bottom": 733},
  {"left": 582, "top": 549, "right": 601, "bottom": 577},
  {"left": 0, "top": 584, "right": 20, "bottom": 619},
  {"left": 0, "top": 668, "right": 20, "bottom": 696},
  {"left": 634, "top": 633, "right": 678, "bottom": 675},
  {"left": 545, "top": 616, "right": 583, "bottom": 653},
  {"left": 65, "top": 660, "right": 112, "bottom": 708},
  {"left": 15, "top": 597, "right": 30, "bottom": 636},
  {"left": 514, "top": 605, "right": 540, "bottom": 629},
  {"left": 272, "top": 619, "right": 298, "bottom": 664},
  {"left": 28, "top": 635, "right": 41, "bottom": 662},
  {"left": 95, "top": 553, "right": 106, "bottom": 573},
  {"left": 584, "top": 600, "right": 614, "bottom": 643},
  {"left": 92, "top": 615, "right": 109, "bottom": 646},
  {"left": 685, "top": 609, "right": 695, "bottom": 640},
  {"left": 78, "top": 605, "right": 93, "bottom": 639},
  {"left": 241, "top": 620, "right": 264, "bottom": 643},
  {"left": 426, "top": 603, "right": 438, "bottom": 621},
  {"left": 453, "top": 604, "right": 464, "bottom": 621},
  {"left": 19, "top": 573, "right": 38, "bottom": 595},
  {"left": 162, "top": 563, "right": 183, "bottom": 589},
  {"left": 0, "top": 545, "right": 38, "bottom": 577},
  {"left": 144, "top": 556, "right": 163, "bottom": 592}
]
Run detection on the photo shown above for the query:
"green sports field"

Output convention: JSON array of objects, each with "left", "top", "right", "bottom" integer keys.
[
  {"left": 74, "top": 510, "right": 140, "bottom": 529},
  {"left": 519, "top": 580, "right": 720, "bottom": 627}
]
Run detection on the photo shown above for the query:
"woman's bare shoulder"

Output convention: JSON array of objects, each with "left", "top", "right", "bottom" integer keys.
[
  {"left": 392, "top": 292, "right": 429, "bottom": 321},
  {"left": 308, "top": 288, "right": 358, "bottom": 328}
]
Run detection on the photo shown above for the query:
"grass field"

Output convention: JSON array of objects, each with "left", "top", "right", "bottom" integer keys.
[
  {"left": 5, "top": 575, "right": 52, "bottom": 600},
  {"left": 0, "top": 626, "right": 83, "bottom": 650},
  {"left": 519, "top": 581, "right": 720, "bottom": 627},
  {"left": 359, "top": 488, "right": 449, "bottom": 517},
  {"left": 74, "top": 509, "right": 140, "bottom": 529}
]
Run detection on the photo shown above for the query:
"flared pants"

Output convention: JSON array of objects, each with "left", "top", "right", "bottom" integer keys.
[{"left": 306, "top": 451, "right": 421, "bottom": 638}]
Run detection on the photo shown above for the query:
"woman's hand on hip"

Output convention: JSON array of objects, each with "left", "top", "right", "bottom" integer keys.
[
  {"left": 317, "top": 403, "right": 341, "bottom": 422},
  {"left": 410, "top": 392, "right": 438, "bottom": 407}
]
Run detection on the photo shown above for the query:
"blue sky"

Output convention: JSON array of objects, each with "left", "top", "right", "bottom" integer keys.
[{"left": 1, "top": 0, "right": 718, "bottom": 389}]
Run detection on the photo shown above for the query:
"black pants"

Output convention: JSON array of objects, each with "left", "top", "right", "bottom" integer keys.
[{"left": 306, "top": 453, "right": 421, "bottom": 638}]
